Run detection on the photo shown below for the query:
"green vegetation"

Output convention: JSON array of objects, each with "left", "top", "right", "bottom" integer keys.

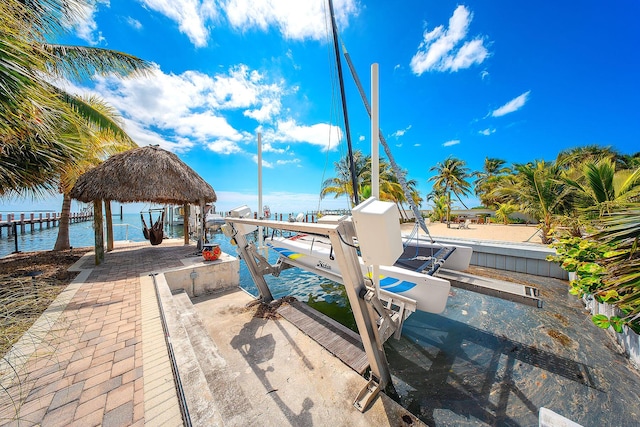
[
  {"left": 320, "top": 149, "right": 423, "bottom": 219},
  {"left": 322, "top": 145, "right": 639, "bottom": 335},
  {"left": 0, "top": 0, "right": 151, "bottom": 249},
  {"left": 428, "top": 156, "right": 472, "bottom": 227}
]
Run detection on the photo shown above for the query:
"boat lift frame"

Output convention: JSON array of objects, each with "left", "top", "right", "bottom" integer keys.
[{"left": 224, "top": 216, "right": 397, "bottom": 412}]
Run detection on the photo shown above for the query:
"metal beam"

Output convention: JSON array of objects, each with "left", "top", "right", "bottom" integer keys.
[{"left": 224, "top": 216, "right": 391, "bottom": 411}]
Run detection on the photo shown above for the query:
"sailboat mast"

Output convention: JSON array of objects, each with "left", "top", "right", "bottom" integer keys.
[
  {"left": 342, "top": 42, "right": 434, "bottom": 241},
  {"left": 328, "top": 0, "right": 359, "bottom": 206}
]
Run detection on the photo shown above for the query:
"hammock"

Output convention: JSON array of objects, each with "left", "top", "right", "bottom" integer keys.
[{"left": 141, "top": 210, "right": 165, "bottom": 246}]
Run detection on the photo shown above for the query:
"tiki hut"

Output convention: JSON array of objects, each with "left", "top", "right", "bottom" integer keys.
[{"left": 70, "top": 145, "right": 216, "bottom": 264}]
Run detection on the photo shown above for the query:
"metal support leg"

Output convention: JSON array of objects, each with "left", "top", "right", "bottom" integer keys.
[
  {"left": 327, "top": 221, "right": 391, "bottom": 412},
  {"left": 233, "top": 232, "right": 274, "bottom": 302}
]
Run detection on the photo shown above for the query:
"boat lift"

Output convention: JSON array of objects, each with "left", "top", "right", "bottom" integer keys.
[{"left": 222, "top": 205, "right": 412, "bottom": 412}]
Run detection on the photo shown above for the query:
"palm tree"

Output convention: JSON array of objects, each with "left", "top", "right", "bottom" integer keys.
[
  {"left": 494, "top": 160, "right": 571, "bottom": 243},
  {"left": 473, "top": 157, "right": 511, "bottom": 208},
  {"left": 0, "top": 0, "right": 150, "bottom": 196},
  {"left": 321, "top": 150, "right": 369, "bottom": 206},
  {"left": 321, "top": 151, "right": 415, "bottom": 213},
  {"left": 563, "top": 159, "right": 640, "bottom": 219},
  {"left": 556, "top": 145, "right": 622, "bottom": 170},
  {"left": 53, "top": 96, "right": 137, "bottom": 250},
  {"left": 428, "top": 156, "right": 472, "bottom": 227},
  {"left": 593, "top": 204, "right": 640, "bottom": 332},
  {"left": 495, "top": 201, "right": 517, "bottom": 225}
]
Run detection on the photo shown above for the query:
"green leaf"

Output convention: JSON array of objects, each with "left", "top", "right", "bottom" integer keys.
[
  {"left": 561, "top": 258, "right": 579, "bottom": 272},
  {"left": 600, "top": 290, "right": 619, "bottom": 302},
  {"left": 592, "top": 314, "right": 610, "bottom": 329},
  {"left": 578, "top": 262, "right": 606, "bottom": 275},
  {"left": 569, "top": 287, "right": 582, "bottom": 296},
  {"left": 609, "top": 317, "right": 624, "bottom": 333}
]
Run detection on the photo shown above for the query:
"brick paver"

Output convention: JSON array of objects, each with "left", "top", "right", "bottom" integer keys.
[{"left": 0, "top": 240, "right": 194, "bottom": 426}]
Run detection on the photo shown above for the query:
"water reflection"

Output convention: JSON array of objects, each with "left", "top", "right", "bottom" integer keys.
[{"left": 228, "top": 232, "right": 640, "bottom": 426}]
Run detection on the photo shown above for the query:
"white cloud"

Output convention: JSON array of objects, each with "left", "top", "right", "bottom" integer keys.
[
  {"left": 491, "top": 91, "right": 531, "bottom": 117},
  {"left": 391, "top": 124, "right": 412, "bottom": 138},
  {"left": 413, "top": 143, "right": 421, "bottom": 147},
  {"left": 410, "top": 5, "right": 489, "bottom": 75},
  {"left": 479, "top": 128, "right": 496, "bottom": 136},
  {"left": 137, "top": 0, "right": 358, "bottom": 47},
  {"left": 276, "top": 158, "right": 302, "bottom": 167},
  {"left": 60, "top": 63, "right": 291, "bottom": 154},
  {"left": 252, "top": 154, "right": 274, "bottom": 168},
  {"left": 127, "top": 17, "right": 143, "bottom": 30},
  {"left": 264, "top": 119, "right": 343, "bottom": 151},
  {"left": 262, "top": 143, "right": 289, "bottom": 154},
  {"left": 443, "top": 139, "right": 460, "bottom": 147},
  {"left": 358, "top": 135, "right": 366, "bottom": 142},
  {"left": 139, "top": 0, "right": 219, "bottom": 47},
  {"left": 480, "top": 70, "right": 489, "bottom": 80},
  {"left": 71, "top": 1, "right": 106, "bottom": 45},
  {"left": 224, "top": 0, "right": 358, "bottom": 41}
]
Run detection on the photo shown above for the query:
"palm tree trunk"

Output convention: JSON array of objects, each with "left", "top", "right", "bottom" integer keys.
[
  {"left": 446, "top": 191, "right": 452, "bottom": 228},
  {"left": 53, "top": 192, "right": 72, "bottom": 251},
  {"left": 94, "top": 200, "right": 104, "bottom": 265},
  {"left": 395, "top": 201, "right": 407, "bottom": 221},
  {"left": 105, "top": 200, "right": 113, "bottom": 252}
]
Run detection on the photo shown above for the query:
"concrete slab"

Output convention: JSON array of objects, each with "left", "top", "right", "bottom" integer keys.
[{"left": 189, "top": 288, "right": 423, "bottom": 427}]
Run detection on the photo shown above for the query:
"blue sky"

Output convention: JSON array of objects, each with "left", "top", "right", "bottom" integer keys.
[{"left": 2, "top": 0, "right": 639, "bottom": 215}]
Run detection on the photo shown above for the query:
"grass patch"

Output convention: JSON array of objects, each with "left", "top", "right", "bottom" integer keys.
[{"left": 0, "top": 248, "right": 90, "bottom": 357}]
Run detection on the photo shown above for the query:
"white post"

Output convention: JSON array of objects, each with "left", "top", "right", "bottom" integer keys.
[
  {"left": 371, "top": 63, "right": 379, "bottom": 200},
  {"left": 371, "top": 64, "right": 380, "bottom": 295},
  {"left": 258, "top": 132, "right": 264, "bottom": 251}
]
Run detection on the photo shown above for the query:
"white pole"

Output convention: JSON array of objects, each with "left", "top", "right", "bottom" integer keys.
[
  {"left": 371, "top": 63, "right": 379, "bottom": 200},
  {"left": 258, "top": 132, "right": 264, "bottom": 251},
  {"left": 371, "top": 63, "right": 380, "bottom": 297}
]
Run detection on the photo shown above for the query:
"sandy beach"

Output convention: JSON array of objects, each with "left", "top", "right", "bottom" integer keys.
[{"left": 401, "top": 221, "right": 544, "bottom": 245}]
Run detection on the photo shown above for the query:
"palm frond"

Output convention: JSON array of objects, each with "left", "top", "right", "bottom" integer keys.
[{"left": 42, "top": 44, "right": 153, "bottom": 80}]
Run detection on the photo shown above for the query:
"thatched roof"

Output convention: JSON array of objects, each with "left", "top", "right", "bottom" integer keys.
[{"left": 70, "top": 145, "right": 216, "bottom": 204}]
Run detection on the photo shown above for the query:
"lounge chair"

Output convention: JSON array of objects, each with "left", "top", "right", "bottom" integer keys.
[{"left": 460, "top": 219, "right": 471, "bottom": 229}]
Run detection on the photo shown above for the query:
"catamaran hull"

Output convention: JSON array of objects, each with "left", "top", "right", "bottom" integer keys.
[{"left": 267, "top": 235, "right": 452, "bottom": 314}]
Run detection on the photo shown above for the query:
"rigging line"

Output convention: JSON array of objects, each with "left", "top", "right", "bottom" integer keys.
[
  {"left": 318, "top": 1, "right": 342, "bottom": 214},
  {"left": 328, "top": 0, "right": 359, "bottom": 207},
  {"left": 341, "top": 42, "right": 434, "bottom": 243}
]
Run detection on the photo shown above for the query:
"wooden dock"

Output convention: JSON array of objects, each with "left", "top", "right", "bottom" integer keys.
[
  {"left": 277, "top": 299, "right": 369, "bottom": 374},
  {"left": 0, "top": 211, "right": 92, "bottom": 237}
]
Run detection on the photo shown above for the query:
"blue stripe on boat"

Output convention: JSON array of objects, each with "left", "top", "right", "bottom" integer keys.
[
  {"left": 379, "top": 277, "right": 399, "bottom": 287},
  {"left": 380, "top": 280, "right": 417, "bottom": 293}
]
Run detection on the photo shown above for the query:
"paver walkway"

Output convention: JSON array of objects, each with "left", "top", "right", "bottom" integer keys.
[{"left": 0, "top": 240, "right": 195, "bottom": 426}]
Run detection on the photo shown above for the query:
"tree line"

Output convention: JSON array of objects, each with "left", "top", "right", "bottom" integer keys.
[{"left": 321, "top": 146, "right": 640, "bottom": 332}]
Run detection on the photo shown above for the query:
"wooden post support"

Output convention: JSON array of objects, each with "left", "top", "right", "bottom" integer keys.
[
  {"left": 94, "top": 200, "right": 105, "bottom": 265},
  {"left": 183, "top": 203, "right": 190, "bottom": 245},
  {"left": 105, "top": 200, "right": 114, "bottom": 252}
]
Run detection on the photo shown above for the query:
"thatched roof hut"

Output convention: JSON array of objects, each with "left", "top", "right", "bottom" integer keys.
[
  {"left": 70, "top": 145, "right": 216, "bottom": 264},
  {"left": 70, "top": 145, "right": 216, "bottom": 204}
]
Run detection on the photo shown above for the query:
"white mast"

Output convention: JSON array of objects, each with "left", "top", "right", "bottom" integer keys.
[
  {"left": 371, "top": 63, "right": 380, "bottom": 297},
  {"left": 258, "top": 132, "right": 264, "bottom": 250},
  {"left": 371, "top": 63, "right": 379, "bottom": 199}
]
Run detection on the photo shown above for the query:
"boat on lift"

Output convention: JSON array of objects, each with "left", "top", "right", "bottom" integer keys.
[{"left": 205, "top": 205, "right": 225, "bottom": 230}]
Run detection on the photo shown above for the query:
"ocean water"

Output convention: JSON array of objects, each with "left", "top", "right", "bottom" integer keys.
[
  {"left": 0, "top": 212, "right": 347, "bottom": 317},
  {"left": 0, "top": 213, "right": 177, "bottom": 258}
]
